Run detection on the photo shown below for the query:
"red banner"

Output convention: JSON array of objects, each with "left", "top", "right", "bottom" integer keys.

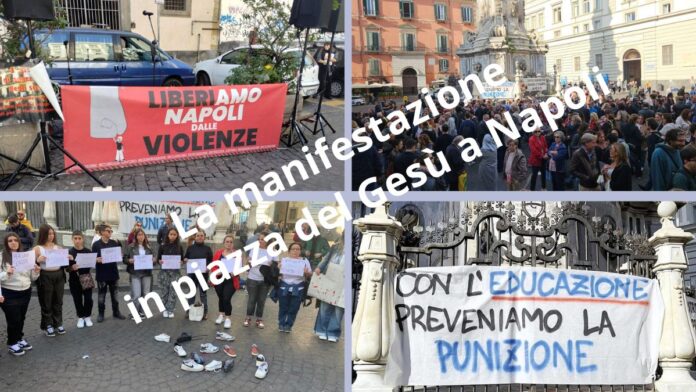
[{"left": 62, "top": 84, "right": 287, "bottom": 172}]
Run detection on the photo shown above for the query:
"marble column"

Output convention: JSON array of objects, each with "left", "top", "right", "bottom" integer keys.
[
  {"left": 0, "top": 201, "right": 7, "bottom": 220},
  {"left": 650, "top": 202, "right": 696, "bottom": 392},
  {"left": 213, "top": 201, "right": 232, "bottom": 244},
  {"left": 102, "top": 202, "right": 121, "bottom": 240},
  {"left": 43, "top": 201, "right": 57, "bottom": 227},
  {"left": 352, "top": 204, "right": 404, "bottom": 392}
]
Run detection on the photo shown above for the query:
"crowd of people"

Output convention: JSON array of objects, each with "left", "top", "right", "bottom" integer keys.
[
  {"left": 352, "top": 84, "right": 696, "bottom": 191},
  {"left": 0, "top": 210, "right": 344, "bottom": 360}
]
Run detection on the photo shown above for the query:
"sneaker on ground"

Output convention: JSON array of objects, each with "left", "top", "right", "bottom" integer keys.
[
  {"left": 191, "top": 353, "right": 205, "bottom": 365},
  {"left": 224, "top": 318, "right": 231, "bottom": 329},
  {"left": 181, "top": 359, "right": 204, "bottom": 372},
  {"left": 84, "top": 317, "right": 93, "bottom": 327},
  {"left": 255, "top": 354, "right": 266, "bottom": 367},
  {"left": 215, "top": 331, "right": 235, "bottom": 341},
  {"left": 17, "top": 339, "right": 31, "bottom": 350},
  {"left": 250, "top": 344, "right": 260, "bottom": 357},
  {"left": 77, "top": 318, "right": 85, "bottom": 329},
  {"left": 57, "top": 326, "right": 66, "bottom": 335},
  {"left": 256, "top": 320, "right": 265, "bottom": 329},
  {"left": 155, "top": 333, "right": 171, "bottom": 343},
  {"left": 243, "top": 318, "right": 251, "bottom": 327},
  {"left": 162, "top": 311, "right": 169, "bottom": 318},
  {"left": 223, "top": 345, "right": 237, "bottom": 358},
  {"left": 318, "top": 335, "right": 327, "bottom": 341},
  {"left": 205, "top": 360, "right": 223, "bottom": 372},
  {"left": 97, "top": 314, "right": 104, "bottom": 323},
  {"left": 222, "top": 359, "right": 235, "bottom": 373},
  {"left": 200, "top": 343, "right": 219, "bottom": 354},
  {"left": 215, "top": 314, "right": 224, "bottom": 325},
  {"left": 174, "top": 344, "right": 187, "bottom": 357},
  {"left": 255, "top": 361, "right": 269, "bottom": 379},
  {"left": 328, "top": 336, "right": 339, "bottom": 342},
  {"left": 45, "top": 326, "right": 56, "bottom": 337},
  {"left": 167, "top": 312, "right": 175, "bottom": 319},
  {"left": 8, "top": 343, "right": 25, "bottom": 356}
]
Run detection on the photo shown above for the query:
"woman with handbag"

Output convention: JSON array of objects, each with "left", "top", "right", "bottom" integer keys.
[
  {"left": 244, "top": 231, "right": 277, "bottom": 329},
  {"left": 184, "top": 229, "right": 213, "bottom": 320},
  {"left": 124, "top": 228, "right": 154, "bottom": 319},
  {"left": 277, "top": 242, "right": 312, "bottom": 333},
  {"left": 0, "top": 233, "right": 41, "bottom": 356},
  {"left": 210, "top": 234, "right": 239, "bottom": 329},
  {"left": 157, "top": 228, "right": 184, "bottom": 319},
  {"left": 34, "top": 224, "right": 67, "bottom": 336},
  {"left": 68, "top": 230, "right": 95, "bottom": 328}
]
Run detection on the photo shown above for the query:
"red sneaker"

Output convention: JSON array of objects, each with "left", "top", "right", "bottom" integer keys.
[
  {"left": 250, "top": 344, "right": 260, "bottom": 357},
  {"left": 223, "top": 345, "right": 237, "bottom": 358}
]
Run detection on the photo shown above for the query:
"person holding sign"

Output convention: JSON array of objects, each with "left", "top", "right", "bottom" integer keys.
[
  {"left": 68, "top": 231, "right": 95, "bottom": 329},
  {"left": 313, "top": 237, "right": 345, "bottom": 343},
  {"left": 244, "top": 231, "right": 277, "bottom": 329},
  {"left": 34, "top": 224, "right": 67, "bottom": 337},
  {"left": 124, "top": 228, "right": 154, "bottom": 319},
  {"left": 0, "top": 233, "right": 40, "bottom": 356},
  {"left": 184, "top": 230, "right": 213, "bottom": 320},
  {"left": 91, "top": 225, "right": 126, "bottom": 323},
  {"left": 157, "top": 228, "right": 184, "bottom": 319},
  {"left": 277, "top": 242, "right": 312, "bottom": 333},
  {"left": 210, "top": 234, "right": 240, "bottom": 329}
]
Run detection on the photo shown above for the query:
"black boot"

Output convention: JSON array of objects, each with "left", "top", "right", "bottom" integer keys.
[{"left": 97, "top": 313, "right": 104, "bottom": 323}]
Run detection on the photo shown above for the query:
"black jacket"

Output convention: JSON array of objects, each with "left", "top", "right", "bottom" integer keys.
[
  {"left": 6, "top": 223, "right": 33, "bottom": 250},
  {"left": 68, "top": 246, "right": 93, "bottom": 282},
  {"left": 123, "top": 243, "right": 154, "bottom": 276},
  {"left": 610, "top": 163, "right": 632, "bottom": 191},
  {"left": 570, "top": 147, "right": 600, "bottom": 188},
  {"left": 184, "top": 242, "right": 213, "bottom": 277},
  {"left": 92, "top": 239, "right": 122, "bottom": 282}
]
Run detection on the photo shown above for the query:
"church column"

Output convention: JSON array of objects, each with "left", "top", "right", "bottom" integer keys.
[
  {"left": 352, "top": 204, "right": 403, "bottom": 392},
  {"left": 43, "top": 202, "right": 57, "bottom": 227},
  {"left": 650, "top": 201, "right": 696, "bottom": 392}
]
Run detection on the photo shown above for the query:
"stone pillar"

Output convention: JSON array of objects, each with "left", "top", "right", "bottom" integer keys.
[
  {"left": 102, "top": 202, "right": 122, "bottom": 240},
  {"left": 0, "top": 201, "right": 7, "bottom": 220},
  {"left": 89, "top": 201, "right": 103, "bottom": 237},
  {"left": 43, "top": 202, "right": 57, "bottom": 227},
  {"left": 352, "top": 204, "right": 404, "bottom": 392},
  {"left": 213, "top": 202, "right": 231, "bottom": 244},
  {"left": 650, "top": 201, "right": 696, "bottom": 392}
]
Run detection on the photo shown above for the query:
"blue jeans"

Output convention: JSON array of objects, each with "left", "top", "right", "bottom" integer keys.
[
  {"left": 278, "top": 282, "right": 304, "bottom": 330},
  {"left": 314, "top": 301, "right": 344, "bottom": 339}
]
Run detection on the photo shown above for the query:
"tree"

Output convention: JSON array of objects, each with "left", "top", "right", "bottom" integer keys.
[{"left": 0, "top": 1, "right": 67, "bottom": 64}]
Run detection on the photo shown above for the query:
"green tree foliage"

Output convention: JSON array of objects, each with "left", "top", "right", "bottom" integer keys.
[{"left": 0, "top": 0, "right": 67, "bottom": 64}]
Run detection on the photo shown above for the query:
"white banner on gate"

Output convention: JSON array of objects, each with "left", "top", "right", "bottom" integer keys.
[
  {"left": 117, "top": 201, "right": 215, "bottom": 235},
  {"left": 384, "top": 266, "right": 664, "bottom": 386}
]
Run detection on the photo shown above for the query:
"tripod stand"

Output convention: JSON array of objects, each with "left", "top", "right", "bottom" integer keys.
[
  {"left": 282, "top": 28, "right": 310, "bottom": 147},
  {"left": 311, "top": 32, "right": 338, "bottom": 137}
]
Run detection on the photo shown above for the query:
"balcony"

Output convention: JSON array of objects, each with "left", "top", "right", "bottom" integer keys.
[
  {"left": 358, "top": 45, "right": 382, "bottom": 53},
  {"left": 388, "top": 45, "right": 427, "bottom": 55}
]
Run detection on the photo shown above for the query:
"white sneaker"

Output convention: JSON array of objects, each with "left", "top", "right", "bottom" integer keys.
[
  {"left": 200, "top": 343, "right": 219, "bottom": 354},
  {"left": 223, "top": 318, "right": 231, "bottom": 329},
  {"left": 174, "top": 344, "right": 187, "bottom": 357},
  {"left": 255, "top": 354, "right": 266, "bottom": 367},
  {"left": 162, "top": 311, "right": 169, "bottom": 318},
  {"left": 215, "top": 331, "right": 235, "bottom": 341},
  {"left": 84, "top": 317, "right": 93, "bottom": 327},
  {"left": 155, "top": 333, "right": 171, "bottom": 343},
  {"left": 215, "top": 314, "right": 224, "bottom": 325},
  {"left": 255, "top": 361, "right": 269, "bottom": 379},
  {"left": 77, "top": 318, "right": 85, "bottom": 329},
  {"left": 204, "top": 360, "right": 223, "bottom": 372},
  {"left": 318, "top": 335, "right": 327, "bottom": 341},
  {"left": 328, "top": 336, "right": 338, "bottom": 342},
  {"left": 168, "top": 311, "right": 175, "bottom": 319},
  {"left": 181, "top": 359, "right": 204, "bottom": 372}
]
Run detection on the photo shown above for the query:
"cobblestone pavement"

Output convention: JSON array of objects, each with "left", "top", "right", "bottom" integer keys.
[
  {"left": 0, "top": 288, "right": 343, "bottom": 392},
  {"left": 5, "top": 98, "right": 345, "bottom": 191}
]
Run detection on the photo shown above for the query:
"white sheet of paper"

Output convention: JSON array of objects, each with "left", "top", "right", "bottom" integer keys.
[
  {"left": 100, "top": 247, "right": 122, "bottom": 264},
  {"left": 12, "top": 251, "right": 36, "bottom": 273},
  {"left": 162, "top": 255, "right": 181, "bottom": 270},
  {"left": 134, "top": 254, "right": 153, "bottom": 270},
  {"left": 280, "top": 258, "right": 306, "bottom": 276},
  {"left": 45, "top": 248, "right": 69, "bottom": 268},
  {"left": 222, "top": 253, "right": 242, "bottom": 274},
  {"left": 75, "top": 253, "right": 97, "bottom": 269},
  {"left": 187, "top": 258, "right": 207, "bottom": 274}
]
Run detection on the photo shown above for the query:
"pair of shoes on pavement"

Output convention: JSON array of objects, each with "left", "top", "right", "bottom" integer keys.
[
  {"left": 155, "top": 333, "right": 170, "bottom": 343},
  {"left": 162, "top": 311, "right": 175, "bottom": 319},
  {"left": 181, "top": 358, "right": 223, "bottom": 372},
  {"left": 216, "top": 315, "right": 232, "bottom": 329},
  {"left": 45, "top": 325, "right": 65, "bottom": 337},
  {"left": 255, "top": 354, "right": 269, "bottom": 379},
  {"left": 77, "top": 318, "right": 94, "bottom": 328},
  {"left": 8, "top": 339, "right": 31, "bottom": 356},
  {"left": 215, "top": 331, "right": 235, "bottom": 341}
]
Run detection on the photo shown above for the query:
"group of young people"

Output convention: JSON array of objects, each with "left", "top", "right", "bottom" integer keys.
[{"left": 0, "top": 214, "right": 344, "bottom": 358}]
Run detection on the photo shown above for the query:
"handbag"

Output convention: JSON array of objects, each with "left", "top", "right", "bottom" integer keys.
[
  {"left": 188, "top": 302, "right": 204, "bottom": 322},
  {"left": 79, "top": 273, "right": 95, "bottom": 290}
]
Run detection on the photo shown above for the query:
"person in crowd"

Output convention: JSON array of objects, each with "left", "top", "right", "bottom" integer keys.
[
  {"left": 528, "top": 127, "right": 548, "bottom": 191},
  {"left": 650, "top": 128, "right": 685, "bottom": 191},
  {"left": 157, "top": 227, "right": 184, "bottom": 319},
  {"left": 478, "top": 133, "right": 498, "bottom": 191},
  {"left": 211, "top": 234, "right": 240, "bottom": 329},
  {"left": 646, "top": 118, "right": 663, "bottom": 165},
  {"left": 621, "top": 114, "right": 644, "bottom": 176},
  {"left": 570, "top": 133, "right": 601, "bottom": 191},
  {"left": 293, "top": 223, "right": 311, "bottom": 243},
  {"left": 446, "top": 136, "right": 467, "bottom": 191},
  {"left": 277, "top": 242, "right": 312, "bottom": 333},
  {"left": 184, "top": 229, "right": 213, "bottom": 320},
  {"left": 548, "top": 131, "right": 569, "bottom": 191},
  {"left": 603, "top": 143, "right": 632, "bottom": 191},
  {"left": 91, "top": 223, "right": 105, "bottom": 246},
  {"left": 68, "top": 230, "right": 94, "bottom": 328},
  {"left": 34, "top": 224, "right": 67, "bottom": 336},
  {"left": 302, "top": 231, "right": 330, "bottom": 269},
  {"left": 672, "top": 144, "right": 696, "bottom": 191},
  {"left": 0, "top": 233, "right": 40, "bottom": 356},
  {"left": 313, "top": 237, "right": 344, "bottom": 342},
  {"left": 314, "top": 42, "right": 335, "bottom": 99},
  {"left": 156, "top": 214, "right": 174, "bottom": 246},
  {"left": 92, "top": 224, "right": 126, "bottom": 322},
  {"left": 123, "top": 228, "right": 154, "bottom": 319},
  {"left": 504, "top": 139, "right": 528, "bottom": 191},
  {"left": 126, "top": 221, "right": 143, "bottom": 245},
  {"left": 4, "top": 210, "right": 33, "bottom": 231},
  {"left": 394, "top": 137, "right": 420, "bottom": 188},
  {"left": 676, "top": 108, "right": 693, "bottom": 135},
  {"left": 244, "top": 231, "right": 276, "bottom": 329},
  {"left": 5, "top": 214, "right": 33, "bottom": 250}
]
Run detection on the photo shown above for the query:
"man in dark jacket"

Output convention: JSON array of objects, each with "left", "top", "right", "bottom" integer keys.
[
  {"left": 570, "top": 133, "right": 601, "bottom": 191},
  {"left": 92, "top": 225, "right": 126, "bottom": 322},
  {"left": 651, "top": 128, "right": 686, "bottom": 191},
  {"left": 157, "top": 214, "right": 174, "bottom": 246},
  {"left": 5, "top": 214, "right": 33, "bottom": 250},
  {"left": 673, "top": 145, "right": 696, "bottom": 191}
]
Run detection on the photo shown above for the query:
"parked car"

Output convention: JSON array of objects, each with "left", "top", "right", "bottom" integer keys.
[
  {"left": 192, "top": 45, "right": 320, "bottom": 97},
  {"left": 352, "top": 95, "right": 366, "bottom": 106},
  {"left": 35, "top": 28, "right": 195, "bottom": 86},
  {"left": 313, "top": 40, "right": 344, "bottom": 98}
]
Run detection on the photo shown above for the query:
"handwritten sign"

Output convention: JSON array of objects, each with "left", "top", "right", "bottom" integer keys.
[
  {"left": 100, "top": 247, "right": 122, "bottom": 264},
  {"left": 12, "top": 251, "right": 36, "bottom": 273},
  {"left": 187, "top": 259, "right": 207, "bottom": 274},
  {"left": 134, "top": 254, "right": 153, "bottom": 271},
  {"left": 280, "top": 258, "right": 306, "bottom": 277},
  {"left": 161, "top": 255, "right": 181, "bottom": 270},
  {"left": 222, "top": 253, "right": 243, "bottom": 274},
  {"left": 75, "top": 253, "right": 97, "bottom": 269},
  {"left": 384, "top": 266, "right": 664, "bottom": 386},
  {"left": 45, "top": 249, "right": 69, "bottom": 268},
  {"left": 308, "top": 263, "right": 344, "bottom": 308}
]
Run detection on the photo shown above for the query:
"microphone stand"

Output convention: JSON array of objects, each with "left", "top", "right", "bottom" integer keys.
[
  {"left": 144, "top": 11, "right": 158, "bottom": 86},
  {"left": 64, "top": 41, "right": 73, "bottom": 85},
  {"left": 282, "top": 28, "right": 310, "bottom": 147}
]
